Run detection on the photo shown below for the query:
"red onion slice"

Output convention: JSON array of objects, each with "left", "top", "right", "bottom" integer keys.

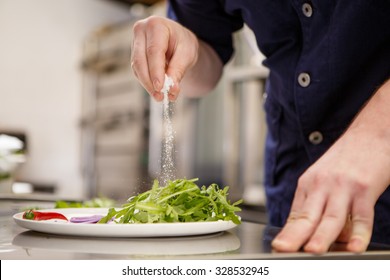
[{"left": 70, "top": 215, "right": 104, "bottom": 224}]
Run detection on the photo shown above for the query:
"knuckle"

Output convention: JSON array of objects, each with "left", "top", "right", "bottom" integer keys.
[
  {"left": 297, "top": 174, "right": 314, "bottom": 193},
  {"left": 297, "top": 212, "right": 315, "bottom": 224},
  {"left": 133, "top": 16, "right": 163, "bottom": 33},
  {"left": 322, "top": 212, "right": 340, "bottom": 223},
  {"left": 132, "top": 20, "right": 143, "bottom": 34},
  {"left": 288, "top": 211, "right": 317, "bottom": 227},
  {"left": 310, "top": 172, "right": 328, "bottom": 188},
  {"left": 130, "top": 58, "right": 142, "bottom": 70},
  {"left": 352, "top": 180, "right": 370, "bottom": 195},
  {"left": 335, "top": 173, "right": 370, "bottom": 195},
  {"left": 144, "top": 15, "right": 162, "bottom": 29},
  {"left": 298, "top": 171, "right": 332, "bottom": 193},
  {"left": 351, "top": 215, "right": 371, "bottom": 225},
  {"left": 297, "top": 176, "right": 308, "bottom": 189},
  {"left": 297, "top": 210, "right": 322, "bottom": 230}
]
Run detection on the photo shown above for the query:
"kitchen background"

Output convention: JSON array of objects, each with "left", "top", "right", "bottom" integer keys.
[{"left": 0, "top": 0, "right": 268, "bottom": 209}]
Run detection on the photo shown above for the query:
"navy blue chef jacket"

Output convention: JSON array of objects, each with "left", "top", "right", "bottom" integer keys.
[{"left": 168, "top": 0, "right": 390, "bottom": 244}]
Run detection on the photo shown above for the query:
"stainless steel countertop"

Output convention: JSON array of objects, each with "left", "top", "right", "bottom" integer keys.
[{"left": 1, "top": 199, "right": 390, "bottom": 260}]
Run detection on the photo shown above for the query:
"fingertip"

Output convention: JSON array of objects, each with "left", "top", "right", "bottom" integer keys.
[
  {"left": 168, "top": 83, "right": 180, "bottom": 101},
  {"left": 271, "top": 237, "right": 298, "bottom": 253},
  {"left": 152, "top": 92, "right": 164, "bottom": 102},
  {"left": 168, "top": 93, "right": 177, "bottom": 101},
  {"left": 271, "top": 238, "right": 284, "bottom": 251},
  {"left": 165, "top": 70, "right": 181, "bottom": 87},
  {"left": 304, "top": 240, "right": 328, "bottom": 254},
  {"left": 172, "top": 81, "right": 180, "bottom": 92},
  {"left": 346, "top": 236, "right": 369, "bottom": 253},
  {"left": 168, "top": 88, "right": 179, "bottom": 101}
]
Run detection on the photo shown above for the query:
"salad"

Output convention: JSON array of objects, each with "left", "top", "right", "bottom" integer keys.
[
  {"left": 98, "top": 178, "right": 242, "bottom": 225},
  {"left": 21, "top": 178, "right": 242, "bottom": 225}
]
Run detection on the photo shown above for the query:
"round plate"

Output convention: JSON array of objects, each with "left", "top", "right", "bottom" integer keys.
[{"left": 13, "top": 208, "right": 238, "bottom": 237}]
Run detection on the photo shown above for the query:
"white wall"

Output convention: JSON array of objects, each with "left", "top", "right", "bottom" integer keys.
[{"left": 0, "top": 0, "right": 131, "bottom": 199}]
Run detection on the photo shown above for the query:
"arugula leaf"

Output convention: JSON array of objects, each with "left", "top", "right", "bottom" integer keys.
[
  {"left": 98, "top": 178, "right": 242, "bottom": 224},
  {"left": 55, "top": 197, "right": 116, "bottom": 209}
]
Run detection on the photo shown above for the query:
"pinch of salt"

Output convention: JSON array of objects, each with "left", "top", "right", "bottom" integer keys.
[{"left": 161, "top": 74, "right": 174, "bottom": 95}]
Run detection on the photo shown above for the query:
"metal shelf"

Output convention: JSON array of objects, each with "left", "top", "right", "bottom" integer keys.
[{"left": 80, "top": 18, "right": 150, "bottom": 200}]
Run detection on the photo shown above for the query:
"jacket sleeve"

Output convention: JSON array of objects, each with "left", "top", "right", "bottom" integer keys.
[{"left": 168, "top": 0, "right": 243, "bottom": 64}]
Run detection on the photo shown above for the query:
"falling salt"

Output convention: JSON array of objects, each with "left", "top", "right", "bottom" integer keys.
[{"left": 160, "top": 74, "right": 176, "bottom": 186}]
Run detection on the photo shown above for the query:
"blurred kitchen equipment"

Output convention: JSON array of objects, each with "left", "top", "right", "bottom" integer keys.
[
  {"left": 80, "top": 5, "right": 153, "bottom": 201},
  {"left": 0, "top": 133, "right": 26, "bottom": 193}
]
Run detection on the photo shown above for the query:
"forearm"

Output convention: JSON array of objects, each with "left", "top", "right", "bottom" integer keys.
[
  {"left": 345, "top": 78, "right": 390, "bottom": 188},
  {"left": 179, "top": 40, "right": 224, "bottom": 98},
  {"left": 349, "top": 79, "right": 390, "bottom": 138}
]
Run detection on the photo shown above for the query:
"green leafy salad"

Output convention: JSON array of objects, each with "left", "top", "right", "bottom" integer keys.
[
  {"left": 54, "top": 197, "right": 116, "bottom": 209},
  {"left": 98, "top": 178, "right": 242, "bottom": 225}
]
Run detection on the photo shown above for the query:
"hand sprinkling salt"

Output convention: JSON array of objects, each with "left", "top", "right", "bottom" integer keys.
[
  {"left": 160, "top": 75, "right": 176, "bottom": 186},
  {"left": 161, "top": 74, "right": 174, "bottom": 96}
]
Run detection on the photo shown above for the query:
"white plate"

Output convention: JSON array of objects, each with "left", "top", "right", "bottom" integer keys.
[{"left": 13, "top": 208, "right": 238, "bottom": 237}]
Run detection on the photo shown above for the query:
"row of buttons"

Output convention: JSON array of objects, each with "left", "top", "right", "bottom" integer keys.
[{"left": 299, "top": 2, "right": 323, "bottom": 145}]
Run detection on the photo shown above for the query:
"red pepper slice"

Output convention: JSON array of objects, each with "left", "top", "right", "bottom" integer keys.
[{"left": 23, "top": 210, "right": 68, "bottom": 221}]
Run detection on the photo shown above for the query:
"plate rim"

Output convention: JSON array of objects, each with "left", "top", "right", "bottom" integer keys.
[{"left": 13, "top": 208, "right": 238, "bottom": 237}]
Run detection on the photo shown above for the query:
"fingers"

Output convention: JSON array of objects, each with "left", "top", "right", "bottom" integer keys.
[
  {"left": 336, "top": 214, "right": 353, "bottom": 243},
  {"left": 272, "top": 175, "right": 375, "bottom": 254},
  {"left": 346, "top": 195, "right": 374, "bottom": 252},
  {"left": 131, "top": 17, "right": 170, "bottom": 102},
  {"left": 132, "top": 20, "right": 159, "bottom": 100},
  {"left": 271, "top": 181, "right": 326, "bottom": 252},
  {"left": 165, "top": 27, "right": 199, "bottom": 101},
  {"left": 303, "top": 192, "right": 350, "bottom": 253},
  {"left": 305, "top": 186, "right": 373, "bottom": 253},
  {"left": 131, "top": 16, "right": 199, "bottom": 102},
  {"left": 145, "top": 19, "right": 169, "bottom": 100}
]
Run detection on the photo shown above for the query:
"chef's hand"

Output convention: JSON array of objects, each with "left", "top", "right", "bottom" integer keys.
[
  {"left": 272, "top": 80, "right": 390, "bottom": 253},
  {"left": 131, "top": 16, "right": 199, "bottom": 101},
  {"left": 131, "top": 16, "right": 223, "bottom": 102}
]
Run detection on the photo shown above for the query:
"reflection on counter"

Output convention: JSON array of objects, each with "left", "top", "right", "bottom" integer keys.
[
  {"left": 2, "top": 200, "right": 390, "bottom": 260},
  {"left": 13, "top": 230, "right": 240, "bottom": 257}
]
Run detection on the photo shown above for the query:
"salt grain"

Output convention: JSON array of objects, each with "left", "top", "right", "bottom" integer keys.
[{"left": 160, "top": 75, "right": 176, "bottom": 186}]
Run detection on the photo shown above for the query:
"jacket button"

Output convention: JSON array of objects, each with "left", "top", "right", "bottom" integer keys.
[
  {"left": 298, "top": 72, "right": 311, "bottom": 87},
  {"left": 308, "top": 131, "right": 323, "bottom": 145},
  {"left": 302, "top": 3, "right": 313, "bottom": 17}
]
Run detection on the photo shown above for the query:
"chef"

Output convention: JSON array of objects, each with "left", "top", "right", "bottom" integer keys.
[{"left": 130, "top": 0, "right": 390, "bottom": 253}]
